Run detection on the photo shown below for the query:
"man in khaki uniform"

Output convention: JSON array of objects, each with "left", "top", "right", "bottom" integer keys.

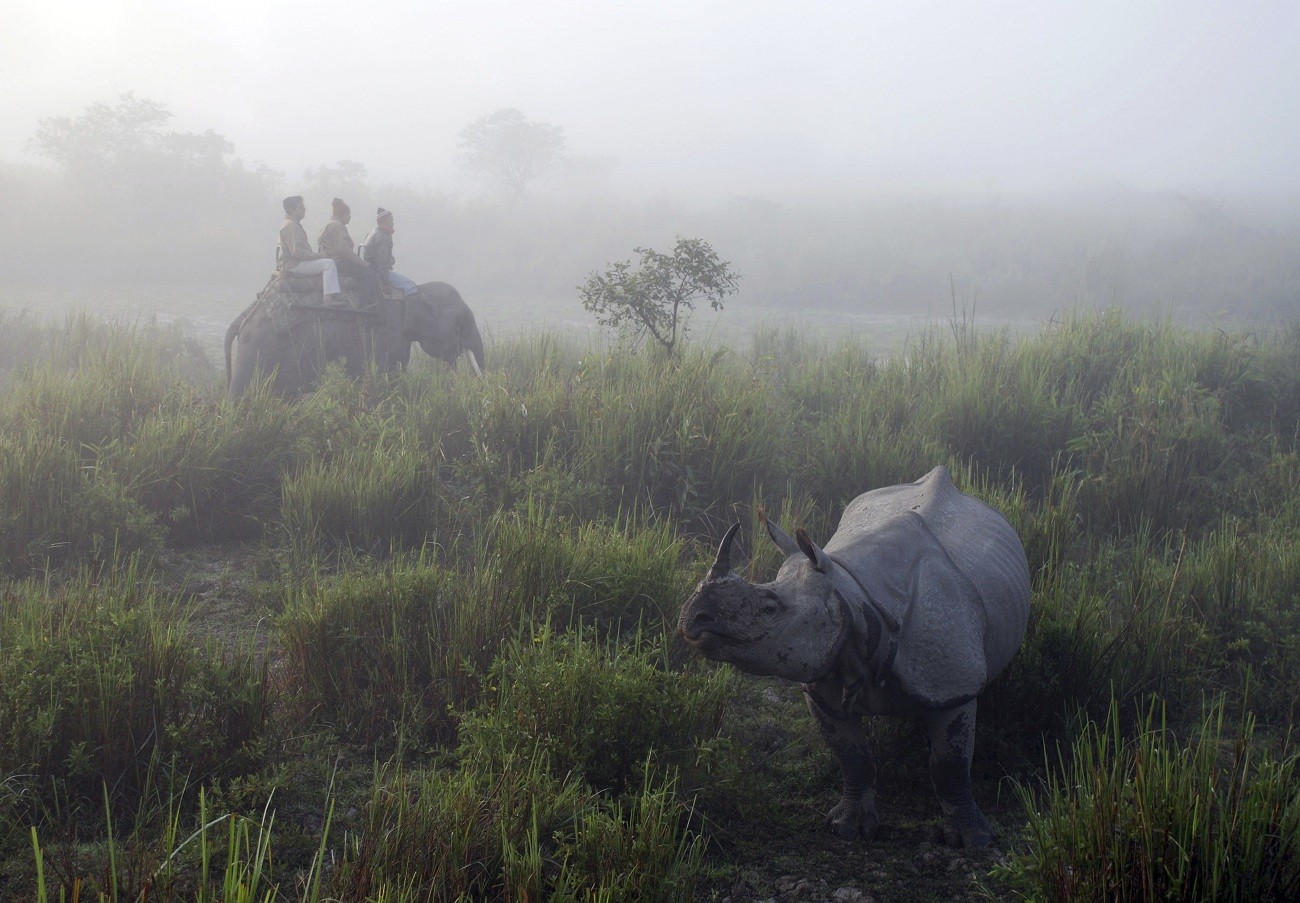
[
  {"left": 277, "top": 196, "right": 343, "bottom": 302},
  {"left": 318, "top": 197, "right": 379, "bottom": 307}
]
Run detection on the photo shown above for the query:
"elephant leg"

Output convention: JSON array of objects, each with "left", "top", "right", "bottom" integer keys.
[
  {"left": 805, "top": 687, "right": 879, "bottom": 840},
  {"left": 925, "top": 700, "right": 992, "bottom": 848}
]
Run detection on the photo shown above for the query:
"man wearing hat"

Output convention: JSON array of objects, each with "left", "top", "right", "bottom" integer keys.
[
  {"left": 362, "top": 207, "right": 420, "bottom": 298},
  {"left": 277, "top": 195, "right": 345, "bottom": 303},
  {"left": 318, "top": 198, "right": 380, "bottom": 306}
]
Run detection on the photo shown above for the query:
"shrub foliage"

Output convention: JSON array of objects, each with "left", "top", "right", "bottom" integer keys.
[{"left": 2, "top": 306, "right": 1300, "bottom": 899}]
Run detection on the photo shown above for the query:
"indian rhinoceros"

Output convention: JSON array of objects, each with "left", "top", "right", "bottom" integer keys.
[{"left": 678, "top": 466, "right": 1030, "bottom": 848}]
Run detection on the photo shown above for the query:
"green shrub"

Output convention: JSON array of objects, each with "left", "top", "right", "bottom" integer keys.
[
  {"left": 25, "top": 783, "right": 336, "bottom": 903},
  {"left": 0, "top": 316, "right": 297, "bottom": 568},
  {"left": 333, "top": 755, "right": 706, "bottom": 902},
  {"left": 458, "top": 625, "right": 735, "bottom": 800},
  {"left": 562, "top": 346, "right": 790, "bottom": 524},
  {"left": 916, "top": 327, "right": 1078, "bottom": 487},
  {"left": 121, "top": 384, "right": 300, "bottom": 544},
  {"left": 0, "top": 566, "right": 269, "bottom": 815},
  {"left": 983, "top": 531, "right": 1203, "bottom": 738},
  {"left": 1175, "top": 514, "right": 1300, "bottom": 725},
  {"left": 280, "top": 441, "right": 443, "bottom": 556},
  {"left": 965, "top": 464, "right": 1083, "bottom": 584},
  {"left": 995, "top": 698, "right": 1300, "bottom": 902},
  {"left": 276, "top": 559, "right": 474, "bottom": 744},
  {"left": 277, "top": 510, "right": 698, "bottom": 744},
  {"left": 487, "top": 504, "right": 693, "bottom": 636},
  {"left": 0, "top": 433, "right": 163, "bottom": 573}
]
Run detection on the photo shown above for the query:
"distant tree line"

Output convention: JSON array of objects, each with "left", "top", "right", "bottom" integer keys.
[{"left": 2, "top": 93, "right": 1299, "bottom": 324}]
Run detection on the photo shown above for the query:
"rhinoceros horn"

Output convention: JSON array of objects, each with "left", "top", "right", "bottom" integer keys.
[{"left": 709, "top": 522, "right": 742, "bottom": 580}]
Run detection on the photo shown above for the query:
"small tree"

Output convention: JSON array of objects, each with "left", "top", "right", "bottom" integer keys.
[
  {"left": 579, "top": 238, "right": 741, "bottom": 357},
  {"left": 457, "top": 108, "right": 566, "bottom": 198}
]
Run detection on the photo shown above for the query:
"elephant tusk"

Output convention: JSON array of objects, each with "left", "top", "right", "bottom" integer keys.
[{"left": 464, "top": 348, "right": 483, "bottom": 376}]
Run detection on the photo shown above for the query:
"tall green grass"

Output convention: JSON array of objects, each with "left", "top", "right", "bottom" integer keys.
[
  {"left": 995, "top": 697, "right": 1300, "bottom": 902},
  {"left": 334, "top": 755, "right": 705, "bottom": 902},
  {"left": 4, "top": 306, "right": 1300, "bottom": 900},
  {"left": 0, "top": 563, "right": 269, "bottom": 822},
  {"left": 276, "top": 508, "right": 699, "bottom": 744},
  {"left": 6, "top": 308, "right": 1299, "bottom": 572},
  {"left": 458, "top": 624, "right": 734, "bottom": 801},
  {"left": 26, "top": 783, "right": 335, "bottom": 903}
]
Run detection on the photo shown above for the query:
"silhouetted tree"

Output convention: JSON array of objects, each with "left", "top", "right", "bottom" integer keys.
[
  {"left": 303, "top": 160, "right": 371, "bottom": 201},
  {"left": 457, "top": 109, "right": 566, "bottom": 197},
  {"left": 26, "top": 93, "right": 279, "bottom": 282},
  {"left": 579, "top": 238, "right": 741, "bottom": 356}
]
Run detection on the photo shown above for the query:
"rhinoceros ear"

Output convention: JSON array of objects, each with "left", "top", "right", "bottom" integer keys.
[
  {"left": 795, "top": 528, "right": 831, "bottom": 572},
  {"left": 759, "top": 508, "right": 801, "bottom": 557}
]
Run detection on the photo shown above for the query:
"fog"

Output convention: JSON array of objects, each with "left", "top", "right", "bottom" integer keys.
[{"left": 3, "top": 1, "right": 1299, "bottom": 326}]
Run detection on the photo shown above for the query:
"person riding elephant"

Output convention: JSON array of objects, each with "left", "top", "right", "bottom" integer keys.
[
  {"left": 318, "top": 198, "right": 380, "bottom": 307},
  {"left": 361, "top": 207, "right": 420, "bottom": 299},
  {"left": 277, "top": 195, "right": 345, "bottom": 304},
  {"left": 225, "top": 281, "right": 485, "bottom": 397}
]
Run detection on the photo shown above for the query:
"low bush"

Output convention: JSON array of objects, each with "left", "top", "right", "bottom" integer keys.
[
  {"left": 458, "top": 625, "right": 735, "bottom": 800},
  {"left": 487, "top": 504, "right": 692, "bottom": 636},
  {"left": 333, "top": 755, "right": 706, "bottom": 902},
  {"left": 995, "top": 698, "right": 1300, "bottom": 902},
  {"left": 276, "top": 510, "right": 699, "bottom": 745},
  {"left": 121, "top": 384, "right": 300, "bottom": 544},
  {"left": 276, "top": 559, "right": 472, "bottom": 744},
  {"left": 0, "top": 565, "right": 270, "bottom": 817},
  {"left": 4, "top": 304, "right": 1300, "bottom": 898},
  {"left": 0, "top": 432, "right": 163, "bottom": 572},
  {"left": 280, "top": 441, "right": 443, "bottom": 557}
]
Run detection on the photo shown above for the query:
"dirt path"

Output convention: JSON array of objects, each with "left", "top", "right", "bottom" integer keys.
[{"left": 152, "top": 543, "right": 278, "bottom": 663}]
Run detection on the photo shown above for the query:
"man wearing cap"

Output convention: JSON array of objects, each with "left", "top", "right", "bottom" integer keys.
[
  {"left": 318, "top": 198, "right": 380, "bottom": 307},
  {"left": 362, "top": 207, "right": 420, "bottom": 298},
  {"left": 277, "top": 196, "right": 345, "bottom": 303}
]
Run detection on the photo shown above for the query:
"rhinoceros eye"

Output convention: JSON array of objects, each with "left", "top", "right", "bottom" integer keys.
[{"left": 758, "top": 592, "right": 784, "bottom": 616}]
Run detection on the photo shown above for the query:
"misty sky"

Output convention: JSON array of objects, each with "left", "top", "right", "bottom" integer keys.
[{"left": 5, "top": 1, "right": 1300, "bottom": 198}]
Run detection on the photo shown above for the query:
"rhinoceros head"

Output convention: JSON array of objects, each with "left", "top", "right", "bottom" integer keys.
[{"left": 678, "top": 520, "right": 850, "bottom": 682}]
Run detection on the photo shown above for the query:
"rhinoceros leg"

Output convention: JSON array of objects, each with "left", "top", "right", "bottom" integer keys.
[
  {"left": 805, "top": 688, "right": 879, "bottom": 839},
  {"left": 925, "top": 700, "right": 993, "bottom": 848}
]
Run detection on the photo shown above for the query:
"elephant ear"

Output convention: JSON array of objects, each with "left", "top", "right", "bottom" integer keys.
[
  {"left": 760, "top": 508, "right": 801, "bottom": 557},
  {"left": 401, "top": 297, "right": 437, "bottom": 337}
]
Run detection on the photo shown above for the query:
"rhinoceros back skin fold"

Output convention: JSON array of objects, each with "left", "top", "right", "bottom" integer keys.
[
  {"left": 678, "top": 464, "right": 1032, "bottom": 848},
  {"left": 824, "top": 466, "right": 1030, "bottom": 709}
]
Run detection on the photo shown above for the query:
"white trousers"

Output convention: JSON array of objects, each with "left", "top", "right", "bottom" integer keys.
[{"left": 286, "top": 258, "right": 341, "bottom": 296}]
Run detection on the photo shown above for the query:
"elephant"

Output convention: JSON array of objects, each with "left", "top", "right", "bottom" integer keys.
[{"left": 224, "top": 281, "right": 484, "bottom": 397}]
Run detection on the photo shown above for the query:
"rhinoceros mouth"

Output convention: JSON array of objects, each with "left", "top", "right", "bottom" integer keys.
[{"left": 680, "top": 628, "right": 757, "bottom": 652}]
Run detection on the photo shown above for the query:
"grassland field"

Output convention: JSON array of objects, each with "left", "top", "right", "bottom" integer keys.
[
  {"left": 0, "top": 289, "right": 1297, "bottom": 902},
  {"left": 0, "top": 283, "right": 1038, "bottom": 361}
]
